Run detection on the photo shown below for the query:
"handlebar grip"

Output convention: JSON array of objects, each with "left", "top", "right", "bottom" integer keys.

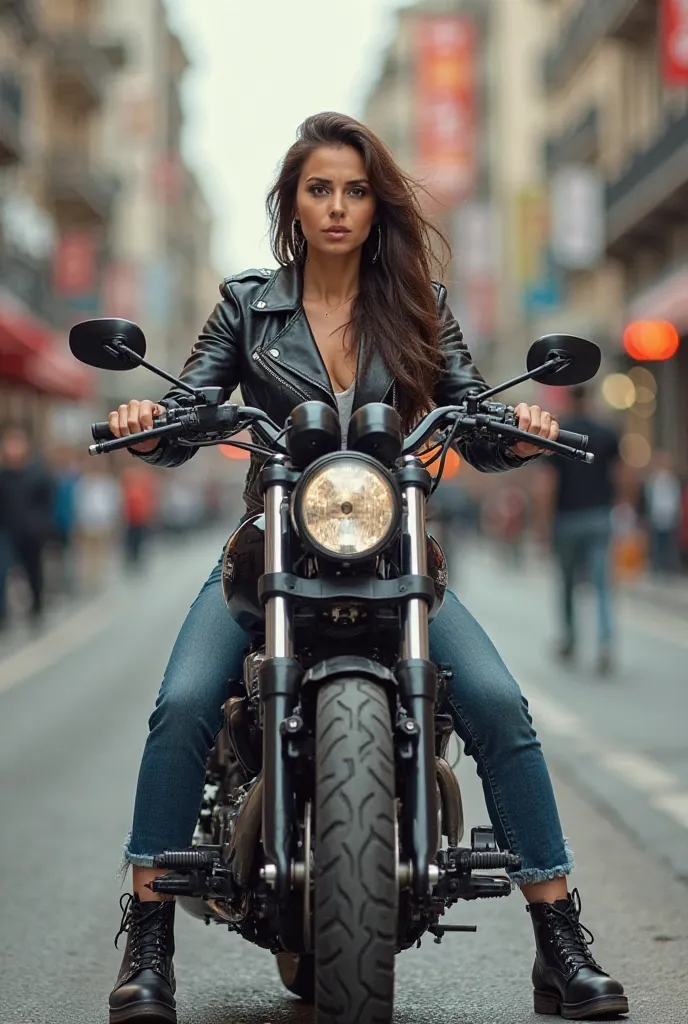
[
  {"left": 91, "top": 421, "right": 116, "bottom": 442},
  {"left": 556, "top": 428, "right": 589, "bottom": 451}
]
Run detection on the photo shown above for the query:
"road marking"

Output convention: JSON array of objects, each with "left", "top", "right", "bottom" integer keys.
[
  {"left": 600, "top": 752, "right": 680, "bottom": 793},
  {"left": 621, "top": 605, "right": 688, "bottom": 650},
  {"left": 652, "top": 793, "right": 688, "bottom": 830},
  {"left": 521, "top": 680, "right": 688, "bottom": 832},
  {"left": 0, "top": 597, "right": 114, "bottom": 695},
  {"left": 523, "top": 689, "right": 582, "bottom": 737}
]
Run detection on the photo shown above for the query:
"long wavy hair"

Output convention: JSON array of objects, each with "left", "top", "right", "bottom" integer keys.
[{"left": 266, "top": 112, "right": 451, "bottom": 428}]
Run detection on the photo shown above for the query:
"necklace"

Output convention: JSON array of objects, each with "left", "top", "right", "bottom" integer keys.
[{"left": 307, "top": 294, "right": 358, "bottom": 317}]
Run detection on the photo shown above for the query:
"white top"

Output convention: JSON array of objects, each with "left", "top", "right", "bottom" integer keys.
[{"left": 335, "top": 380, "right": 356, "bottom": 449}]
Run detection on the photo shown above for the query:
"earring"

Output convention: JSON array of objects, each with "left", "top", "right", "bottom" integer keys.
[
  {"left": 372, "top": 224, "right": 382, "bottom": 264},
  {"left": 292, "top": 219, "right": 306, "bottom": 262}
]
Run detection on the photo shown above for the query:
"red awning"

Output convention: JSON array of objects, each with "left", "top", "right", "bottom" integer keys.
[{"left": 0, "top": 292, "right": 92, "bottom": 400}]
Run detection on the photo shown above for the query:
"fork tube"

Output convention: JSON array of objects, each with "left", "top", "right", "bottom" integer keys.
[
  {"left": 260, "top": 480, "right": 298, "bottom": 899},
  {"left": 264, "top": 482, "right": 293, "bottom": 658},
  {"left": 399, "top": 474, "right": 439, "bottom": 893},
  {"left": 402, "top": 484, "right": 429, "bottom": 661}
]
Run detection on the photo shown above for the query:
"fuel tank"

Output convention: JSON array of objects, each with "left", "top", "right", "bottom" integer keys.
[{"left": 221, "top": 514, "right": 448, "bottom": 629}]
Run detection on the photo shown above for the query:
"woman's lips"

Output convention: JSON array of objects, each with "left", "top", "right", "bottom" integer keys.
[{"left": 323, "top": 228, "right": 350, "bottom": 239}]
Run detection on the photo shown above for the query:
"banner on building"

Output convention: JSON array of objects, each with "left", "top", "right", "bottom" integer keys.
[
  {"left": 452, "top": 201, "right": 498, "bottom": 342},
  {"left": 414, "top": 15, "right": 477, "bottom": 205},
  {"left": 52, "top": 232, "right": 99, "bottom": 297},
  {"left": 661, "top": 0, "right": 688, "bottom": 85},
  {"left": 550, "top": 165, "right": 604, "bottom": 270},
  {"left": 514, "top": 188, "right": 562, "bottom": 314}
]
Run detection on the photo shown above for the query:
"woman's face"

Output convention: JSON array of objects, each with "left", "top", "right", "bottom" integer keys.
[{"left": 294, "top": 144, "right": 377, "bottom": 260}]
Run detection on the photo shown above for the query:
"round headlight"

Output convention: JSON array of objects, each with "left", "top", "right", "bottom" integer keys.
[{"left": 293, "top": 454, "right": 399, "bottom": 560}]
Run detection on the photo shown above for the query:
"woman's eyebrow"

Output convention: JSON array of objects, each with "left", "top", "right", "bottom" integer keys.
[{"left": 305, "top": 176, "right": 370, "bottom": 186}]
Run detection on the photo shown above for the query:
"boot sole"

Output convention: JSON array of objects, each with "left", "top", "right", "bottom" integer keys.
[
  {"left": 534, "top": 990, "right": 629, "bottom": 1019},
  {"left": 109, "top": 1004, "right": 177, "bottom": 1024}
]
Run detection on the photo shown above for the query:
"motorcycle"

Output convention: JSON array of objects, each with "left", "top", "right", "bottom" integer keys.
[{"left": 70, "top": 318, "right": 600, "bottom": 1024}]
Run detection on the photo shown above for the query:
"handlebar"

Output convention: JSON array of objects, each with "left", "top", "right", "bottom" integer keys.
[{"left": 89, "top": 400, "right": 594, "bottom": 465}]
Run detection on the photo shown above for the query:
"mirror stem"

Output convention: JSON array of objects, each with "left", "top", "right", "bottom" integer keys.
[
  {"left": 470, "top": 356, "right": 571, "bottom": 404},
  {"left": 104, "top": 340, "right": 199, "bottom": 397}
]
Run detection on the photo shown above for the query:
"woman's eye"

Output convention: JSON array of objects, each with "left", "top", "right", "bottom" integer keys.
[
  {"left": 350, "top": 187, "right": 368, "bottom": 198},
  {"left": 309, "top": 185, "right": 327, "bottom": 196}
]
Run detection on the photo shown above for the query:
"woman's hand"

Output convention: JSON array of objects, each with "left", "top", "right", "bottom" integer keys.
[
  {"left": 108, "top": 400, "right": 164, "bottom": 453},
  {"left": 510, "top": 403, "right": 559, "bottom": 459}
]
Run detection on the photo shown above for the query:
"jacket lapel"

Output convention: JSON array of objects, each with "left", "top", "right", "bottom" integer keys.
[{"left": 251, "top": 263, "right": 395, "bottom": 410}]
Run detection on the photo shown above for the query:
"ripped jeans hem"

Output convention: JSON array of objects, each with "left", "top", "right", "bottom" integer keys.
[
  {"left": 117, "top": 832, "right": 158, "bottom": 882},
  {"left": 507, "top": 838, "right": 576, "bottom": 886}
]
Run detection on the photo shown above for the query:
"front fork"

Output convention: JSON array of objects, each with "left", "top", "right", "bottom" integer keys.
[
  {"left": 398, "top": 461, "right": 440, "bottom": 896},
  {"left": 258, "top": 459, "right": 440, "bottom": 899}
]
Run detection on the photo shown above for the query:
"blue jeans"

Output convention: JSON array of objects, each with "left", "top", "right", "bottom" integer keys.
[
  {"left": 553, "top": 508, "right": 614, "bottom": 649},
  {"left": 124, "top": 557, "right": 573, "bottom": 885}
]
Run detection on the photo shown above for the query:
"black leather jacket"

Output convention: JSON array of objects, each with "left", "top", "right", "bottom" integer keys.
[{"left": 138, "top": 263, "right": 527, "bottom": 514}]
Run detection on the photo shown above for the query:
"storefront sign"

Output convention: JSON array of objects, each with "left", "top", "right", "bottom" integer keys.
[
  {"left": 414, "top": 15, "right": 477, "bottom": 204},
  {"left": 514, "top": 188, "right": 562, "bottom": 314},
  {"left": 661, "top": 0, "right": 688, "bottom": 85}
]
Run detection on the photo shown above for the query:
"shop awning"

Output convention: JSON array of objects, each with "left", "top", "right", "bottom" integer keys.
[{"left": 0, "top": 290, "right": 92, "bottom": 400}]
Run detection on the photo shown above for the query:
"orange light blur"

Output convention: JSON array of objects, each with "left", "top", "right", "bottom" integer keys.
[
  {"left": 623, "top": 320, "right": 680, "bottom": 361},
  {"left": 219, "top": 429, "right": 251, "bottom": 460},
  {"left": 421, "top": 445, "right": 461, "bottom": 480}
]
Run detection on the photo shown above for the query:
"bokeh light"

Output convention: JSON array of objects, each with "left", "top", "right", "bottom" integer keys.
[
  {"left": 627, "top": 366, "right": 657, "bottom": 397},
  {"left": 623, "top": 321, "right": 679, "bottom": 361},
  {"left": 601, "top": 373, "right": 636, "bottom": 409},
  {"left": 619, "top": 432, "right": 652, "bottom": 468}
]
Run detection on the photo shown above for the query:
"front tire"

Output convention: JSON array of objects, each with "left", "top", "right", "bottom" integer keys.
[
  {"left": 314, "top": 679, "right": 397, "bottom": 1024},
  {"left": 276, "top": 952, "right": 315, "bottom": 1002}
]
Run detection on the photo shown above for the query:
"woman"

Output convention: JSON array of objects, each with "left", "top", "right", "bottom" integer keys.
[{"left": 108, "top": 113, "right": 628, "bottom": 1023}]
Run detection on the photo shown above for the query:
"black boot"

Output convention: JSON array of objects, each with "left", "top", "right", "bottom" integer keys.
[
  {"left": 527, "top": 889, "right": 629, "bottom": 1019},
  {"left": 109, "top": 894, "right": 177, "bottom": 1023}
]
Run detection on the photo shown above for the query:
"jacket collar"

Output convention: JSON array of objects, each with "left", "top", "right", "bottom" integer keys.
[
  {"left": 250, "top": 263, "right": 302, "bottom": 312},
  {"left": 249, "top": 262, "right": 394, "bottom": 410}
]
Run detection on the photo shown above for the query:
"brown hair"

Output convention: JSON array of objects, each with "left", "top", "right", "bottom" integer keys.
[{"left": 266, "top": 112, "right": 450, "bottom": 428}]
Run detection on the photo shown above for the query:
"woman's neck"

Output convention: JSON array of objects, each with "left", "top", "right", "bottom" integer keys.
[{"left": 301, "top": 250, "right": 361, "bottom": 306}]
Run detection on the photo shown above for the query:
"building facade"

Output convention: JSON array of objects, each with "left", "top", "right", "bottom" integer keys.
[
  {"left": 540, "top": 0, "right": 688, "bottom": 471},
  {"left": 0, "top": 0, "right": 217, "bottom": 444}
]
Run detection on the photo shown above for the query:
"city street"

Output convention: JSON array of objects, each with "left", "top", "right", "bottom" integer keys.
[{"left": 1, "top": 530, "right": 687, "bottom": 1023}]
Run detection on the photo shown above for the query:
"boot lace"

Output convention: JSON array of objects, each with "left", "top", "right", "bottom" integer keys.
[
  {"left": 114, "top": 893, "right": 168, "bottom": 973},
  {"left": 546, "top": 888, "right": 602, "bottom": 973}
]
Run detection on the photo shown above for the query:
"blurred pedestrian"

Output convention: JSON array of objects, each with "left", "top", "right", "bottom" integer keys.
[
  {"left": 74, "top": 461, "right": 121, "bottom": 593},
  {"left": 0, "top": 426, "right": 56, "bottom": 633},
  {"left": 538, "top": 386, "right": 621, "bottom": 675},
  {"left": 120, "top": 464, "right": 157, "bottom": 570},
  {"left": 50, "top": 445, "right": 82, "bottom": 597},
  {"left": 641, "top": 451, "right": 682, "bottom": 575}
]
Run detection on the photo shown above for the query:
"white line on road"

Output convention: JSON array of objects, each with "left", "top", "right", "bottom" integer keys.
[
  {"left": 600, "top": 752, "right": 680, "bottom": 793},
  {"left": 621, "top": 605, "right": 688, "bottom": 650},
  {"left": 523, "top": 680, "right": 688, "bottom": 833},
  {"left": 0, "top": 596, "right": 113, "bottom": 695},
  {"left": 652, "top": 793, "right": 688, "bottom": 830}
]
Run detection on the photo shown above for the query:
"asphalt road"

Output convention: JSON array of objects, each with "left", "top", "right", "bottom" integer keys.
[{"left": 1, "top": 530, "right": 687, "bottom": 1024}]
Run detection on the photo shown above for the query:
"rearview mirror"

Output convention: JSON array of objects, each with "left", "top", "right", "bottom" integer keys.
[
  {"left": 527, "top": 334, "right": 601, "bottom": 386},
  {"left": 69, "top": 318, "right": 147, "bottom": 371}
]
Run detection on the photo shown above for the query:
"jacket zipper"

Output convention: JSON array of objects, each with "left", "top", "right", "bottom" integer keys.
[{"left": 251, "top": 349, "right": 310, "bottom": 403}]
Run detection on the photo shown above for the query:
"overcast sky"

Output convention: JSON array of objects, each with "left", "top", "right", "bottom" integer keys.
[{"left": 163, "top": 0, "right": 411, "bottom": 275}]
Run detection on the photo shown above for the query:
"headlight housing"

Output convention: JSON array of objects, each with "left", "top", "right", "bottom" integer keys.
[{"left": 292, "top": 453, "right": 400, "bottom": 561}]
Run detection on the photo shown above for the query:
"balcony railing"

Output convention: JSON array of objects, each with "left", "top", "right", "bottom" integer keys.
[
  {"left": 543, "top": 0, "right": 655, "bottom": 93},
  {"left": 47, "top": 152, "right": 120, "bottom": 225},
  {"left": 606, "top": 106, "right": 688, "bottom": 247},
  {"left": 545, "top": 106, "right": 599, "bottom": 171},
  {"left": 0, "top": 76, "right": 22, "bottom": 164}
]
